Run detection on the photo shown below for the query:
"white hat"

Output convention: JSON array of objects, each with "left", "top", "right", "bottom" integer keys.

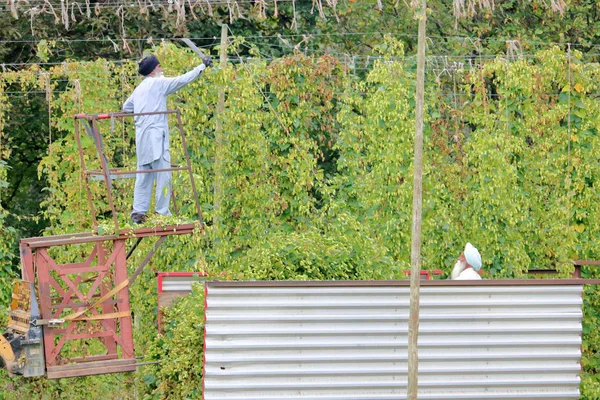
[{"left": 464, "top": 243, "right": 482, "bottom": 271}]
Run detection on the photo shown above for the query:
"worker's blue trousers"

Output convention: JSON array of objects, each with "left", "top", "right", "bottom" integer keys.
[{"left": 131, "top": 150, "right": 172, "bottom": 216}]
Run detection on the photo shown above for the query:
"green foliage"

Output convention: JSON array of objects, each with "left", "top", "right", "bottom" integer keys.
[
  {"left": 0, "top": 83, "right": 18, "bottom": 316},
  {"left": 0, "top": 369, "right": 134, "bottom": 400},
  {"left": 142, "top": 284, "right": 206, "bottom": 400},
  {"left": 0, "top": 161, "right": 17, "bottom": 317},
  {"left": 2, "top": 40, "right": 600, "bottom": 397},
  {"left": 0, "top": 75, "right": 52, "bottom": 268},
  {"left": 329, "top": 38, "right": 414, "bottom": 266},
  {"left": 231, "top": 220, "right": 396, "bottom": 281}
]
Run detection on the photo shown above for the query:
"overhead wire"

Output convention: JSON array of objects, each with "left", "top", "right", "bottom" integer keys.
[
  {"left": 1, "top": 30, "right": 600, "bottom": 49},
  {"left": 0, "top": 90, "right": 569, "bottom": 99},
  {"left": 1, "top": 52, "right": 597, "bottom": 72},
  {"left": 1, "top": 28, "right": 597, "bottom": 95},
  {"left": 0, "top": 31, "right": 419, "bottom": 45},
  {"left": 2, "top": 40, "right": 600, "bottom": 75}
]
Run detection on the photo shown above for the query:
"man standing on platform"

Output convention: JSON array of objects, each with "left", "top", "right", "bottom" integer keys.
[{"left": 123, "top": 53, "right": 212, "bottom": 224}]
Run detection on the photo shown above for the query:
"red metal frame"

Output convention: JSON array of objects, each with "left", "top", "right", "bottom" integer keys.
[
  {"left": 32, "top": 240, "right": 134, "bottom": 378},
  {"left": 20, "top": 223, "right": 198, "bottom": 378},
  {"left": 402, "top": 270, "right": 443, "bottom": 280}
]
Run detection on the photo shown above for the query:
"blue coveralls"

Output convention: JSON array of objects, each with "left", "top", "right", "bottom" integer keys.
[{"left": 123, "top": 64, "right": 206, "bottom": 217}]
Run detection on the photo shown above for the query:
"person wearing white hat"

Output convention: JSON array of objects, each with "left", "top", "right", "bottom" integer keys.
[{"left": 451, "top": 242, "right": 482, "bottom": 280}]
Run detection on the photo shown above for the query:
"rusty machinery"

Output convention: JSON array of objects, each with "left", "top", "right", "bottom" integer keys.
[
  {"left": 1, "top": 110, "right": 203, "bottom": 378},
  {"left": 0, "top": 281, "right": 44, "bottom": 377}
]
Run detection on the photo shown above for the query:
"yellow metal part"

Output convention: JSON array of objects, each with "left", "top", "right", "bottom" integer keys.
[
  {"left": 0, "top": 335, "right": 17, "bottom": 374},
  {"left": 8, "top": 281, "right": 31, "bottom": 334},
  {"left": 2, "top": 280, "right": 44, "bottom": 377}
]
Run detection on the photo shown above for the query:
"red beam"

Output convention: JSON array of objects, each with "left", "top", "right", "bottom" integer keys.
[{"left": 21, "top": 223, "right": 199, "bottom": 248}]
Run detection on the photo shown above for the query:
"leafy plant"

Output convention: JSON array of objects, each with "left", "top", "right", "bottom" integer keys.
[{"left": 1, "top": 42, "right": 600, "bottom": 398}]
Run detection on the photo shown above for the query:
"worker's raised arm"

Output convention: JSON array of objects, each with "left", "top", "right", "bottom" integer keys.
[
  {"left": 162, "top": 55, "right": 213, "bottom": 95},
  {"left": 122, "top": 95, "right": 134, "bottom": 113},
  {"left": 161, "top": 64, "right": 207, "bottom": 96}
]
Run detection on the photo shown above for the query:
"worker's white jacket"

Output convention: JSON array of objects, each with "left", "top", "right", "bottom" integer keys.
[
  {"left": 122, "top": 64, "right": 206, "bottom": 165},
  {"left": 454, "top": 268, "right": 482, "bottom": 280}
]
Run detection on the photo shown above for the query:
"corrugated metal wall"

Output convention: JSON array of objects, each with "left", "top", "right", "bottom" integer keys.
[
  {"left": 204, "top": 283, "right": 583, "bottom": 400},
  {"left": 159, "top": 272, "right": 207, "bottom": 292}
]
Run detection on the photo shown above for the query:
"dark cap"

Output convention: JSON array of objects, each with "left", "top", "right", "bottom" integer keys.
[{"left": 138, "top": 55, "right": 160, "bottom": 76}]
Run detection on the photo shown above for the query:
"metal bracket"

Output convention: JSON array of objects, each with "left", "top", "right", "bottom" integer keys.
[{"left": 33, "top": 319, "right": 65, "bottom": 328}]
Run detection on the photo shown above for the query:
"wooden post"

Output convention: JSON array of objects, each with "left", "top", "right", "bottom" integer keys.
[
  {"left": 214, "top": 24, "right": 228, "bottom": 233},
  {"left": 408, "top": 0, "right": 427, "bottom": 398}
]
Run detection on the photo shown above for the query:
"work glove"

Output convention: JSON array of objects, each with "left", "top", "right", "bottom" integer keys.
[{"left": 202, "top": 54, "right": 213, "bottom": 68}]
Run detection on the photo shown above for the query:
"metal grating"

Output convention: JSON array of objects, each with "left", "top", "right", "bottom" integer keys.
[{"left": 204, "top": 283, "right": 584, "bottom": 400}]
